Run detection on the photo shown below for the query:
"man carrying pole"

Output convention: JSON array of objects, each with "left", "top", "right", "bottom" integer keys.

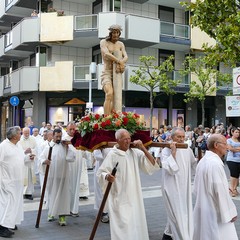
[
  {"left": 39, "top": 129, "right": 75, "bottom": 226},
  {"left": 97, "top": 129, "right": 160, "bottom": 240}
]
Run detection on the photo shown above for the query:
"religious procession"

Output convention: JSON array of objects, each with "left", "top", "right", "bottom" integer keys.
[{"left": 0, "top": 1, "right": 240, "bottom": 239}]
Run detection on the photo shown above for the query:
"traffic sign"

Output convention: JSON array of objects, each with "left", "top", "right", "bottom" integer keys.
[{"left": 10, "top": 96, "right": 20, "bottom": 106}]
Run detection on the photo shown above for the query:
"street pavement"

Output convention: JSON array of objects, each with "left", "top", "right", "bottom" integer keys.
[{"left": 3, "top": 165, "right": 240, "bottom": 240}]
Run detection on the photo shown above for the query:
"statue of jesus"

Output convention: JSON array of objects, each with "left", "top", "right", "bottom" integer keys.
[{"left": 100, "top": 25, "right": 128, "bottom": 115}]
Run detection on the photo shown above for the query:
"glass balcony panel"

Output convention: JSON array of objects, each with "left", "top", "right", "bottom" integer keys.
[
  {"left": 74, "top": 66, "right": 90, "bottom": 81},
  {"left": 4, "top": 74, "right": 11, "bottom": 88},
  {"left": 75, "top": 15, "right": 98, "bottom": 31},
  {"left": 5, "top": 31, "right": 12, "bottom": 47},
  {"left": 160, "top": 22, "right": 174, "bottom": 36},
  {"left": 175, "top": 25, "right": 189, "bottom": 39}
]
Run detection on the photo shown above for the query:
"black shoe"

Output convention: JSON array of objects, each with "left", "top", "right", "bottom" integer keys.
[
  {"left": 162, "top": 233, "right": 173, "bottom": 240},
  {"left": 79, "top": 196, "right": 88, "bottom": 200},
  {"left": 101, "top": 213, "right": 109, "bottom": 223},
  {"left": 9, "top": 225, "right": 17, "bottom": 231},
  {"left": 24, "top": 194, "right": 33, "bottom": 200},
  {"left": 0, "top": 228, "right": 14, "bottom": 238}
]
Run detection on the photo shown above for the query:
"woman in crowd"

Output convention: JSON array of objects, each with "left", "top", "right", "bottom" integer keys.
[{"left": 226, "top": 127, "right": 240, "bottom": 197}]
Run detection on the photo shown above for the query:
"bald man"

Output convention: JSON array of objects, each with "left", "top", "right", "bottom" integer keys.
[
  {"left": 193, "top": 134, "right": 238, "bottom": 240},
  {"left": 19, "top": 127, "right": 37, "bottom": 200}
]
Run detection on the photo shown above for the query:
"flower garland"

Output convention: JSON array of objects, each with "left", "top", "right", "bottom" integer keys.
[{"left": 78, "top": 111, "right": 146, "bottom": 137}]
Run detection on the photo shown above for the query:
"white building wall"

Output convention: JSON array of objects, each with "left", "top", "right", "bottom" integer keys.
[
  {"left": 51, "top": 46, "right": 91, "bottom": 65},
  {"left": 126, "top": 47, "right": 157, "bottom": 65},
  {"left": 123, "top": 1, "right": 158, "bottom": 18},
  {"left": 53, "top": 0, "right": 91, "bottom": 16}
]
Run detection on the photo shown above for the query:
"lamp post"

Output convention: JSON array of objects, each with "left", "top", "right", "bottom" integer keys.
[{"left": 86, "top": 62, "right": 97, "bottom": 113}]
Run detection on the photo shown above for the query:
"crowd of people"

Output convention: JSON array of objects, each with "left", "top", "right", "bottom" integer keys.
[{"left": 0, "top": 120, "right": 239, "bottom": 239}]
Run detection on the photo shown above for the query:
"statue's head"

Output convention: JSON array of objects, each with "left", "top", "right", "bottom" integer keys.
[{"left": 106, "top": 24, "right": 122, "bottom": 41}]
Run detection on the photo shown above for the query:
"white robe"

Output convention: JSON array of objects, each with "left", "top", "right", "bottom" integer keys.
[
  {"left": 19, "top": 136, "right": 37, "bottom": 195},
  {"left": 161, "top": 147, "right": 197, "bottom": 240},
  {"left": 193, "top": 151, "right": 238, "bottom": 240},
  {"left": 39, "top": 141, "right": 75, "bottom": 217},
  {"left": 79, "top": 151, "right": 90, "bottom": 197},
  {"left": 0, "top": 139, "right": 26, "bottom": 228},
  {"left": 97, "top": 146, "right": 160, "bottom": 240},
  {"left": 93, "top": 149, "right": 110, "bottom": 211}
]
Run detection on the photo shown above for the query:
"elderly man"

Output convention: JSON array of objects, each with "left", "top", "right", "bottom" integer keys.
[
  {"left": 100, "top": 24, "right": 128, "bottom": 114},
  {"left": 19, "top": 127, "right": 37, "bottom": 200},
  {"left": 0, "top": 126, "right": 27, "bottom": 238},
  {"left": 193, "top": 134, "right": 238, "bottom": 240},
  {"left": 161, "top": 127, "right": 197, "bottom": 240},
  {"left": 97, "top": 129, "right": 160, "bottom": 240}
]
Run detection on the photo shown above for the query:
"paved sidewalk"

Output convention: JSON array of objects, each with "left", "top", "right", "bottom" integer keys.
[{"left": 3, "top": 168, "right": 240, "bottom": 240}]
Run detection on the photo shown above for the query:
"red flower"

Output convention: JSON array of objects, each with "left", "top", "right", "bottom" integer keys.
[
  {"left": 123, "top": 117, "right": 129, "bottom": 125},
  {"left": 134, "top": 113, "right": 140, "bottom": 118},
  {"left": 95, "top": 114, "right": 100, "bottom": 120},
  {"left": 84, "top": 116, "right": 91, "bottom": 122},
  {"left": 93, "top": 123, "right": 99, "bottom": 130},
  {"left": 122, "top": 112, "right": 128, "bottom": 116},
  {"left": 105, "top": 119, "right": 111, "bottom": 125},
  {"left": 101, "top": 122, "right": 106, "bottom": 128}
]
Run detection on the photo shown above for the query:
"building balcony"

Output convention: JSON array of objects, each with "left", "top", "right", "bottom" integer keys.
[
  {"left": 125, "top": 65, "right": 189, "bottom": 92},
  {"left": 73, "top": 12, "right": 190, "bottom": 50},
  {"left": 1, "top": 17, "right": 40, "bottom": 61}
]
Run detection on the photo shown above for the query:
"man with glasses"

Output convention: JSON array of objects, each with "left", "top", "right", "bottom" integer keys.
[{"left": 193, "top": 134, "right": 238, "bottom": 240}]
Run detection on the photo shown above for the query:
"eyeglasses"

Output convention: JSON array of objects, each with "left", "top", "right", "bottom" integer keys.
[{"left": 216, "top": 142, "right": 227, "bottom": 145}]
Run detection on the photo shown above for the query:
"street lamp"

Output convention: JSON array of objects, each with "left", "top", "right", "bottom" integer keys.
[{"left": 86, "top": 62, "right": 97, "bottom": 113}]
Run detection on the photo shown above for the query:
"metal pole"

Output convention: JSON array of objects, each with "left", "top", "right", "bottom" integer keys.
[{"left": 13, "top": 106, "right": 16, "bottom": 126}]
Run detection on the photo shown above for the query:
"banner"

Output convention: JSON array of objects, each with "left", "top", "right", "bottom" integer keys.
[
  {"left": 226, "top": 96, "right": 240, "bottom": 117},
  {"left": 233, "top": 67, "right": 240, "bottom": 95}
]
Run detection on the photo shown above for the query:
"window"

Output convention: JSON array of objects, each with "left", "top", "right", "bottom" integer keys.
[
  {"left": 159, "top": 6, "right": 174, "bottom": 23},
  {"left": 93, "top": 0, "right": 102, "bottom": 14},
  {"left": 159, "top": 49, "right": 174, "bottom": 66},
  {"left": 92, "top": 45, "right": 102, "bottom": 65},
  {"left": 109, "top": 0, "right": 121, "bottom": 12}
]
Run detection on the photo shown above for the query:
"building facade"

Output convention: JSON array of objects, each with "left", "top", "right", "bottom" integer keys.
[{"left": 0, "top": 0, "right": 234, "bottom": 139}]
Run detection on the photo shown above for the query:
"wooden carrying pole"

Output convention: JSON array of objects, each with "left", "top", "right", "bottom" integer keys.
[
  {"left": 35, "top": 146, "right": 53, "bottom": 228},
  {"left": 89, "top": 162, "right": 119, "bottom": 240},
  {"left": 105, "top": 142, "right": 188, "bottom": 149}
]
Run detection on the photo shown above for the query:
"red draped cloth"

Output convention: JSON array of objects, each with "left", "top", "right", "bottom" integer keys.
[{"left": 71, "top": 130, "right": 152, "bottom": 151}]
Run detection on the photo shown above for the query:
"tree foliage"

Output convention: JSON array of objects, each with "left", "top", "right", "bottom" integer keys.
[
  {"left": 130, "top": 55, "right": 179, "bottom": 132},
  {"left": 181, "top": 56, "right": 232, "bottom": 126},
  {"left": 182, "top": 0, "right": 240, "bottom": 66}
]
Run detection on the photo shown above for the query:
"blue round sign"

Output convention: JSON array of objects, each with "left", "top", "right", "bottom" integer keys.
[{"left": 10, "top": 96, "right": 20, "bottom": 106}]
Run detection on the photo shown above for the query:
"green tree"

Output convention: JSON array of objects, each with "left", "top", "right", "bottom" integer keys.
[
  {"left": 181, "top": 0, "right": 240, "bottom": 66},
  {"left": 181, "top": 56, "right": 232, "bottom": 126},
  {"left": 129, "top": 55, "right": 179, "bottom": 133}
]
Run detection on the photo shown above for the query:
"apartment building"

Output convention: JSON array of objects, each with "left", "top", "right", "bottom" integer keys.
[{"left": 0, "top": 0, "right": 232, "bottom": 139}]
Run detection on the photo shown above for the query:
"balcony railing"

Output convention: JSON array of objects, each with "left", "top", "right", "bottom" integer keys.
[
  {"left": 74, "top": 65, "right": 97, "bottom": 81},
  {"left": 5, "top": 0, "right": 14, "bottom": 8},
  {"left": 160, "top": 21, "right": 190, "bottom": 39},
  {"left": 74, "top": 14, "right": 98, "bottom": 31},
  {"left": 5, "top": 31, "right": 12, "bottom": 49},
  {"left": 3, "top": 74, "right": 11, "bottom": 88}
]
